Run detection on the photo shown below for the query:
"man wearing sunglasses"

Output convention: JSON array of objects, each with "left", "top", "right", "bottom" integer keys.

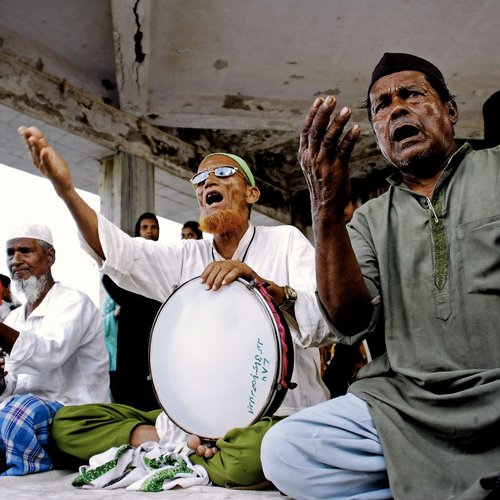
[{"left": 18, "top": 126, "right": 334, "bottom": 490}]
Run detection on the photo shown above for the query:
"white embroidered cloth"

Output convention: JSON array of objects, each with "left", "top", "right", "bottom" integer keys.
[
  {"left": 72, "top": 413, "right": 209, "bottom": 491},
  {"left": 73, "top": 441, "right": 209, "bottom": 491}
]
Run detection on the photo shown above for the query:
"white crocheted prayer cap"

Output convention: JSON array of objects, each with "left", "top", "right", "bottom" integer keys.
[{"left": 7, "top": 223, "right": 54, "bottom": 246}]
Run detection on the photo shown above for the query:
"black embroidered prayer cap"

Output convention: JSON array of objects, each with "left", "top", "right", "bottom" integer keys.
[
  {"left": 366, "top": 52, "right": 451, "bottom": 120},
  {"left": 369, "top": 52, "right": 446, "bottom": 93}
]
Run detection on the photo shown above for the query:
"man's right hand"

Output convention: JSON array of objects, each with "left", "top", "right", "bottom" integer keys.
[
  {"left": 17, "top": 126, "right": 105, "bottom": 260},
  {"left": 18, "top": 126, "right": 75, "bottom": 199},
  {"left": 298, "top": 96, "right": 360, "bottom": 222}
]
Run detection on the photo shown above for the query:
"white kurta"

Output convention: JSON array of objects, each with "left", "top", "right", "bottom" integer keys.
[
  {"left": 3, "top": 282, "right": 110, "bottom": 405},
  {"left": 87, "top": 216, "right": 333, "bottom": 415}
]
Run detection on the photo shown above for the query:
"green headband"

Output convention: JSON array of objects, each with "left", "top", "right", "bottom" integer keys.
[{"left": 201, "top": 153, "right": 256, "bottom": 187}]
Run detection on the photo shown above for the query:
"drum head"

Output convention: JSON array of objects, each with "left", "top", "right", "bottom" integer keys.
[{"left": 149, "top": 277, "right": 288, "bottom": 439}]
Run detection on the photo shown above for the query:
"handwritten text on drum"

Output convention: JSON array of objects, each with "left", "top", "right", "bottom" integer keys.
[{"left": 247, "top": 338, "right": 271, "bottom": 415}]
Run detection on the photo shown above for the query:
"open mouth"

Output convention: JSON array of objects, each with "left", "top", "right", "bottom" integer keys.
[
  {"left": 206, "top": 191, "right": 224, "bottom": 205},
  {"left": 393, "top": 124, "right": 420, "bottom": 142}
]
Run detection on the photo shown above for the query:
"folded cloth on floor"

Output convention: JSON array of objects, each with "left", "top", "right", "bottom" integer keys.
[{"left": 72, "top": 441, "right": 209, "bottom": 492}]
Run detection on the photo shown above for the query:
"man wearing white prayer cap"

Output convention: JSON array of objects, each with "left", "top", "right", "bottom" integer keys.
[
  {"left": 7, "top": 223, "right": 54, "bottom": 245},
  {"left": 0, "top": 223, "right": 110, "bottom": 476}
]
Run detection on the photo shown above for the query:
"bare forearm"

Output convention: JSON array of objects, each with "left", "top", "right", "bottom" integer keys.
[
  {"left": 296, "top": 95, "right": 369, "bottom": 331},
  {"left": 313, "top": 216, "right": 372, "bottom": 334},
  {"left": 60, "top": 189, "right": 104, "bottom": 260}
]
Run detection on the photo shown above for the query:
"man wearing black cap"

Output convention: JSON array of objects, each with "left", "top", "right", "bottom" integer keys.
[{"left": 261, "top": 53, "right": 500, "bottom": 499}]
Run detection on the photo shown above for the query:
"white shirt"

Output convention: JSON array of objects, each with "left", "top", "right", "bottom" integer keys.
[
  {"left": 3, "top": 282, "right": 110, "bottom": 405},
  {"left": 87, "top": 216, "right": 333, "bottom": 416}
]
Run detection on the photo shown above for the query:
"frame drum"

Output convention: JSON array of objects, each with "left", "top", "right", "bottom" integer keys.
[{"left": 149, "top": 277, "right": 294, "bottom": 439}]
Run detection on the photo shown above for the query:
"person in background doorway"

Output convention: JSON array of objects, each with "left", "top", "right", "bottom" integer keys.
[
  {"left": 102, "top": 212, "right": 162, "bottom": 411},
  {"left": 181, "top": 220, "right": 203, "bottom": 240}
]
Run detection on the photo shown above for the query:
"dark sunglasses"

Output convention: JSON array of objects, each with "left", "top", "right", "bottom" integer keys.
[{"left": 190, "top": 166, "right": 239, "bottom": 186}]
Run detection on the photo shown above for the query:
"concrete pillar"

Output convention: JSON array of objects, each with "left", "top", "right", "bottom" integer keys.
[{"left": 99, "top": 152, "right": 155, "bottom": 236}]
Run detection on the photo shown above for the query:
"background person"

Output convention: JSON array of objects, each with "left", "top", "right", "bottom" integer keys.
[
  {"left": 101, "top": 292, "right": 118, "bottom": 392},
  {"left": 0, "top": 223, "right": 109, "bottom": 475},
  {"left": 261, "top": 52, "right": 500, "bottom": 500},
  {"left": 181, "top": 220, "right": 203, "bottom": 240},
  {"left": 102, "top": 212, "right": 162, "bottom": 411}
]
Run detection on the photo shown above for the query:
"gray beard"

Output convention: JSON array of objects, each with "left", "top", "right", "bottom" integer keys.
[{"left": 12, "top": 275, "right": 48, "bottom": 305}]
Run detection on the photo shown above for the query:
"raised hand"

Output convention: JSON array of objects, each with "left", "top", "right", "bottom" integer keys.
[
  {"left": 298, "top": 96, "right": 360, "bottom": 221},
  {"left": 18, "top": 126, "right": 75, "bottom": 198},
  {"left": 17, "top": 126, "right": 104, "bottom": 259}
]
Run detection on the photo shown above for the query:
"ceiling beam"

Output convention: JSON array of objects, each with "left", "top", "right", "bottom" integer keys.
[
  {"left": 0, "top": 49, "right": 293, "bottom": 224},
  {"left": 0, "top": 49, "right": 195, "bottom": 179}
]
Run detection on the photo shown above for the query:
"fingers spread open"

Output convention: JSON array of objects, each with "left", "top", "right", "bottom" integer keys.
[
  {"left": 307, "top": 96, "right": 338, "bottom": 158},
  {"left": 320, "top": 107, "right": 352, "bottom": 161},
  {"left": 299, "top": 97, "right": 323, "bottom": 157},
  {"left": 336, "top": 125, "right": 361, "bottom": 164}
]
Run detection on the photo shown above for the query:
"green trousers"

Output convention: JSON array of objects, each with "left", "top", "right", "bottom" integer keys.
[{"left": 51, "top": 403, "right": 279, "bottom": 487}]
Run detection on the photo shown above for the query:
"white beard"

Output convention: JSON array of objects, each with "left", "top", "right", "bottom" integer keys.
[{"left": 12, "top": 275, "right": 48, "bottom": 305}]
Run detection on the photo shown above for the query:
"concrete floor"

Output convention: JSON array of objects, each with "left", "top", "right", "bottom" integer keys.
[{"left": 0, "top": 469, "right": 288, "bottom": 498}]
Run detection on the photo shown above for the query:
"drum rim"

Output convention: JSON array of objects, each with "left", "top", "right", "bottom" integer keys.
[{"left": 148, "top": 276, "right": 294, "bottom": 439}]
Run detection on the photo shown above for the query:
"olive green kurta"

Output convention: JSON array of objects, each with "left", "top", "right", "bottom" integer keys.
[{"left": 336, "top": 144, "right": 500, "bottom": 499}]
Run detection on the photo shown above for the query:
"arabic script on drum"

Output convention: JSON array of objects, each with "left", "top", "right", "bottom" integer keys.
[{"left": 247, "top": 337, "right": 271, "bottom": 414}]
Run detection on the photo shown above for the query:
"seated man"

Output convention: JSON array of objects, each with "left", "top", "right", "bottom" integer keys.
[
  {"left": 17, "top": 131, "right": 334, "bottom": 488},
  {"left": 261, "top": 53, "right": 500, "bottom": 499},
  {"left": 0, "top": 224, "right": 110, "bottom": 475}
]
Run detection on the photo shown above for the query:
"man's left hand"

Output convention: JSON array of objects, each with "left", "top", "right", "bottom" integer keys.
[
  {"left": 200, "top": 260, "right": 260, "bottom": 290},
  {"left": 200, "top": 261, "right": 291, "bottom": 313}
]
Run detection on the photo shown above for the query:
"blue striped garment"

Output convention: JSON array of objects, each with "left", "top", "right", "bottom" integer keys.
[{"left": 0, "top": 394, "right": 62, "bottom": 476}]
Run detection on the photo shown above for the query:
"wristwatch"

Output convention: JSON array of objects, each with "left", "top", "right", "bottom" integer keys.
[{"left": 280, "top": 285, "right": 298, "bottom": 311}]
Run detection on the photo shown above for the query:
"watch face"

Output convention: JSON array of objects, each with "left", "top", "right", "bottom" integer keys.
[{"left": 285, "top": 285, "right": 297, "bottom": 301}]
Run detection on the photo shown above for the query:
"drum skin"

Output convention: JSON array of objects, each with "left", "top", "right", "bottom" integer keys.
[{"left": 149, "top": 277, "right": 294, "bottom": 439}]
